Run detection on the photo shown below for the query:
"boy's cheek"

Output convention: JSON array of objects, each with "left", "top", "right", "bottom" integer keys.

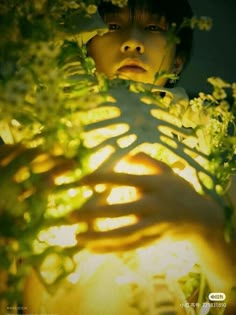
[{"left": 87, "top": 38, "right": 99, "bottom": 60}]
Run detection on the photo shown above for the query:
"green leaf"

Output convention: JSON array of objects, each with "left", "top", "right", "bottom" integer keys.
[{"left": 63, "top": 10, "right": 107, "bottom": 44}]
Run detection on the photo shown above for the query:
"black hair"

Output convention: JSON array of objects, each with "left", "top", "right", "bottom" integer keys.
[{"left": 97, "top": 0, "right": 194, "bottom": 66}]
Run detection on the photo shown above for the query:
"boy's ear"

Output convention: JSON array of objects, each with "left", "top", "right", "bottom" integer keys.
[{"left": 173, "top": 56, "right": 185, "bottom": 75}]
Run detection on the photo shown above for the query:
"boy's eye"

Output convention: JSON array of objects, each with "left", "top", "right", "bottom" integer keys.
[
  {"left": 108, "top": 23, "right": 120, "bottom": 31},
  {"left": 145, "top": 24, "right": 166, "bottom": 32}
]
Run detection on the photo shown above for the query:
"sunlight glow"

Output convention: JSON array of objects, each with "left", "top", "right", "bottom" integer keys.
[
  {"left": 137, "top": 238, "right": 198, "bottom": 280},
  {"left": 87, "top": 145, "right": 114, "bottom": 170},
  {"left": 173, "top": 164, "right": 202, "bottom": 193},
  {"left": 94, "top": 215, "right": 138, "bottom": 232},
  {"left": 114, "top": 157, "right": 157, "bottom": 175},
  {"left": 106, "top": 186, "right": 139, "bottom": 204},
  {"left": 37, "top": 224, "right": 83, "bottom": 247},
  {"left": 83, "top": 124, "right": 129, "bottom": 148}
]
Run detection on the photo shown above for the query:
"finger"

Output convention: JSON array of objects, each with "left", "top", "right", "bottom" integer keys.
[
  {"left": 71, "top": 195, "right": 158, "bottom": 221},
  {"left": 1, "top": 147, "right": 40, "bottom": 180},
  {"left": 0, "top": 143, "right": 23, "bottom": 157},
  {"left": 77, "top": 215, "right": 169, "bottom": 241},
  {"left": 78, "top": 152, "right": 173, "bottom": 187},
  {"left": 80, "top": 172, "right": 166, "bottom": 191},
  {"left": 85, "top": 233, "right": 161, "bottom": 253},
  {"left": 0, "top": 144, "right": 30, "bottom": 167},
  {"left": 30, "top": 153, "right": 64, "bottom": 174},
  {"left": 0, "top": 144, "right": 75, "bottom": 176},
  {"left": 28, "top": 161, "right": 76, "bottom": 192},
  {"left": 127, "top": 152, "right": 172, "bottom": 174},
  {"left": 69, "top": 192, "right": 110, "bottom": 223},
  {"left": 76, "top": 217, "right": 170, "bottom": 250},
  {"left": 31, "top": 157, "right": 75, "bottom": 177},
  {"left": 14, "top": 159, "right": 76, "bottom": 201}
]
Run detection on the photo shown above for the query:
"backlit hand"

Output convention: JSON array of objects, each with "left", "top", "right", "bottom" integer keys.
[
  {"left": 71, "top": 153, "right": 224, "bottom": 251},
  {"left": 71, "top": 153, "right": 234, "bottom": 292}
]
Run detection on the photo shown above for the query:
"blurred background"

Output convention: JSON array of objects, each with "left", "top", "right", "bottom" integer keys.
[{"left": 178, "top": 0, "right": 236, "bottom": 96}]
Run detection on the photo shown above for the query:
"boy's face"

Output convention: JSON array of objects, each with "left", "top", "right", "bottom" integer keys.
[{"left": 88, "top": 7, "right": 179, "bottom": 86}]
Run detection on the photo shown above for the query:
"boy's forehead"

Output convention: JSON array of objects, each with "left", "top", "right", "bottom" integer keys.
[{"left": 105, "top": 7, "right": 166, "bottom": 23}]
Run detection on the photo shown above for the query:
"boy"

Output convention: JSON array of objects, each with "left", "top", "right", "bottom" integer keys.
[
  {"left": 78, "top": 0, "right": 236, "bottom": 309},
  {"left": 23, "top": 0, "right": 235, "bottom": 314},
  {"left": 81, "top": 0, "right": 236, "bottom": 277}
]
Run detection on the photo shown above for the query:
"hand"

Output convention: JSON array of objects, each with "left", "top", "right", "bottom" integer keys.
[
  {"left": 0, "top": 144, "right": 75, "bottom": 217},
  {"left": 71, "top": 153, "right": 223, "bottom": 249},
  {"left": 71, "top": 153, "right": 234, "bottom": 292}
]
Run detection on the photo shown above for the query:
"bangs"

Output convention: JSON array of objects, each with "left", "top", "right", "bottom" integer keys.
[
  {"left": 98, "top": 0, "right": 166, "bottom": 21},
  {"left": 98, "top": 0, "right": 193, "bottom": 27}
]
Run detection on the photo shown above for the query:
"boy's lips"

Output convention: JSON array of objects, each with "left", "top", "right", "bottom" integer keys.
[{"left": 117, "top": 59, "right": 147, "bottom": 74}]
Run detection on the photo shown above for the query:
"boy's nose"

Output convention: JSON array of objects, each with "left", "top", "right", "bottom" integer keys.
[
  {"left": 120, "top": 30, "right": 144, "bottom": 54},
  {"left": 120, "top": 39, "right": 144, "bottom": 54}
]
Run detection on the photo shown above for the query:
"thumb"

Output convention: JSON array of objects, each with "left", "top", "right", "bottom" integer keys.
[{"left": 126, "top": 152, "right": 172, "bottom": 174}]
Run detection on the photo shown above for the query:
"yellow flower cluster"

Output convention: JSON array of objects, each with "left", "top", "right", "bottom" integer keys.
[
  {"left": 232, "top": 83, "right": 236, "bottom": 105},
  {"left": 207, "top": 77, "right": 231, "bottom": 89},
  {"left": 86, "top": 4, "right": 97, "bottom": 14},
  {"left": 207, "top": 76, "right": 234, "bottom": 101},
  {"left": 32, "top": 0, "right": 47, "bottom": 12},
  {"left": 190, "top": 16, "right": 213, "bottom": 31},
  {"left": 60, "top": 0, "right": 83, "bottom": 10},
  {"left": 104, "top": 0, "right": 128, "bottom": 8}
]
